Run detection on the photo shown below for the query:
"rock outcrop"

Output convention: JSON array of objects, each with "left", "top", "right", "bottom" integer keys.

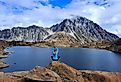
[
  {"left": 0, "top": 66, "right": 62, "bottom": 82},
  {"left": 0, "top": 40, "right": 10, "bottom": 69},
  {"left": 0, "top": 40, "right": 10, "bottom": 51},
  {"left": 1, "top": 61, "right": 121, "bottom": 82},
  {"left": 0, "top": 60, "right": 9, "bottom": 68},
  {"left": 47, "top": 61, "right": 84, "bottom": 82}
]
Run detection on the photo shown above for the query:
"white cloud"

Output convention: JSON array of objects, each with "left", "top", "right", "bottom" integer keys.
[{"left": 0, "top": 0, "right": 121, "bottom": 37}]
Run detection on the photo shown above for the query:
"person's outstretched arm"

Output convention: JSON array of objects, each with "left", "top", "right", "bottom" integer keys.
[{"left": 56, "top": 48, "right": 59, "bottom": 55}]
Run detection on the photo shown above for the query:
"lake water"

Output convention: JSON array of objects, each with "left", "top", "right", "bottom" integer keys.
[{"left": 1, "top": 46, "right": 121, "bottom": 72}]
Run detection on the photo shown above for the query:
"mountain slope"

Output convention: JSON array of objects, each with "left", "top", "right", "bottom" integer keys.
[
  {"left": 45, "top": 32, "right": 80, "bottom": 47},
  {"left": 51, "top": 16, "right": 119, "bottom": 44},
  {"left": 0, "top": 25, "right": 49, "bottom": 42},
  {"left": 0, "top": 16, "right": 119, "bottom": 43},
  {"left": 108, "top": 38, "right": 121, "bottom": 52}
]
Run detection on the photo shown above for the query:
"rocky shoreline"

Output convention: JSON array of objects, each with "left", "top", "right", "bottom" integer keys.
[
  {"left": 0, "top": 60, "right": 9, "bottom": 69},
  {"left": 0, "top": 40, "right": 121, "bottom": 81},
  {"left": 0, "top": 61, "right": 121, "bottom": 82},
  {"left": 0, "top": 39, "right": 121, "bottom": 69},
  {"left": 0, "top": 54, "right": 9, "bottom": 68},
  {"left": 0, "top": 40, "right": 10, "bottom": 68},
  {"left": 108, "top": 38, "right": 121, "bottom": 53}
]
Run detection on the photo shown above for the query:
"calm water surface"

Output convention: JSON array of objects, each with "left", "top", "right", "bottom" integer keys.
[{"left": 1, "top": 46, "right": 121, "bottom": 72}]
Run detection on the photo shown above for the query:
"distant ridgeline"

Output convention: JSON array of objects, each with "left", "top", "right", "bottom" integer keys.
[{"left": 0, "top": 16, "right": 119, "bottom": 44}]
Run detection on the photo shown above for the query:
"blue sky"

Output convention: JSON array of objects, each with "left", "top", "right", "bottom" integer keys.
[
  {"left": 49, "top": 0, "right": 72, "bottom": 8},
  {"left": 0, "top": 0, "right": 121, "bottom": 37}
]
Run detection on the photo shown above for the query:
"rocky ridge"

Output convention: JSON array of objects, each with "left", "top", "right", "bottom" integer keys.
[
  {"left": 0, "top": 16, "right": 119, "bottom": 44},
  {"left": 0, "top": 25, "right": 49, "bottom": 42},
  {"left": 1, "top": 61, "right": 121, "bottom": 82}
]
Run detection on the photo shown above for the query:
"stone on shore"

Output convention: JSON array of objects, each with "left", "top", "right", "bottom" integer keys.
[{"left": 0, "top": 60, "right": 9, "bottom": 69}]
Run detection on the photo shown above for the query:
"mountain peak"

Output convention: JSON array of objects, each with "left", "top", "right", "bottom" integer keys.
[
  {"left": 0, "top": 16, "right": 119, "bottom": 43},
  {"left": 51, "top": 16, "right": 119, "bottom": 43}
]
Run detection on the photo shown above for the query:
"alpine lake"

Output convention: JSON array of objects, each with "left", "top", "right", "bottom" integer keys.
[{"left": 1, "top": 46, "right": 121, "bottom": 72}]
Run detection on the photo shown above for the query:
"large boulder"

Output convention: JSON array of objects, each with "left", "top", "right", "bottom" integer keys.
[
  {"left": 47, "top": 61, "right": 121, "bottom": 82},
  {"left": 47, "top": 61, "right": 84, "bottom": 82},
  {"left": 24, "top": 66, "right": 62, "bottom": 82},
  {"left": 4, "top": 66, "right": 62, "bottom": 82}
]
